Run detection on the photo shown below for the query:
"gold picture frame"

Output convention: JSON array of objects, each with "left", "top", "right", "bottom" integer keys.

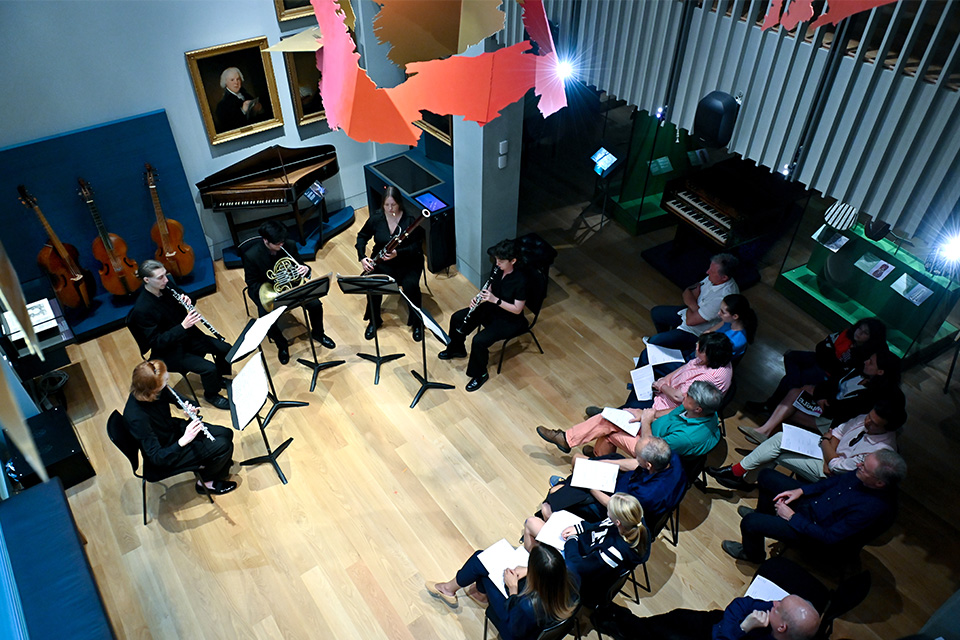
[
  {"left": 185, "top": 36, "right": 284, "bottom": 145},
  {"left": 284, "top": 49, "right": 326, "bottom": 126},
  {"left": 274, "top": 0, "right": 314, "bottom": 22}
]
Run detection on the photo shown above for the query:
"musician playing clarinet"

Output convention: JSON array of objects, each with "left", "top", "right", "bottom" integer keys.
[
  {"left": 124, "top": 360, "right": 237, "bottom": 495},
  {"left": 356, "top": 186, "right": 426, "bottom": 342},
  {"left": 439, "top": 239, "right": 529, "bottom": 392},
  {"left": 128, "top": 260, "right": 232, "bottom": 410},
  {"left": 241, "top": 220, "right": 335, "bottom": 365}
]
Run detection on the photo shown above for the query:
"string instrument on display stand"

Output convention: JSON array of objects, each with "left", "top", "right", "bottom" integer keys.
[
  {"left": 145, "top": 163, "right": 194, "bottom": 278},
  {"left": 360, "top": 208, "right": 431, "bottom": 275},
  {"left": 77, "top": 178, "right": 140, "bottom": 296},
  {"left": 17, "top": 185, "right": 95, "bottom": 310}
]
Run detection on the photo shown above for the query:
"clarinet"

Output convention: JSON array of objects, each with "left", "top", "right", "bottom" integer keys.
[
  {"left": 457, "top": 266, "right": 501, "bottom": 334},
  {"left": 169, "top": 288, "right": 226, "bottom": 341},
  {"left": 166, "top": 385, "right": 215, "bottom": 441}
]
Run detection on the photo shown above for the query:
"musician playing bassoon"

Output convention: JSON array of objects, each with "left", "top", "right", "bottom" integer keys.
[
  {"left": 124, "top": 360, "right": 237, "bottom": 495},
  {"left": 241, "top": 220, "right": 335, "bottom": 365},
  {"left": 356, "top": 186, "right": 426, "bottom": 342},
  {"left": 438, "top": 239, "right": 529, "bottom": 392},
  {"left": 128, "top": 260, "right": 232, "bottom": 410}
]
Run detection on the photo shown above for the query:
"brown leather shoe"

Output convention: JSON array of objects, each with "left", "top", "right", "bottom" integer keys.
[{"left": 536, "top": 426, "right": 571, "bottom": 453}]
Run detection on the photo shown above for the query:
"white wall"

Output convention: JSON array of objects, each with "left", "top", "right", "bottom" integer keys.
[{"left": 0, "top": 0, "right": 384, "bottom": 253}]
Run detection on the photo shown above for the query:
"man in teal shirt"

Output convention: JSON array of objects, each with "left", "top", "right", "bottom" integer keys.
[{"left": 641, "top": 380, "right": 722, "bottom": 458}]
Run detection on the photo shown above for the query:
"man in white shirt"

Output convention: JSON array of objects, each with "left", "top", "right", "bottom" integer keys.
[
  {"left": 648, "top": 253, "right": 739, "bottom": 352},
  {"left": 706, "top": 395, "right": 904, "bottom": 490}
]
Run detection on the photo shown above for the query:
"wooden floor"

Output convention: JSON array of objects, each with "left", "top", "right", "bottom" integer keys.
[{"left": 61, "top": 123, "right": 960, "bottom": 638}]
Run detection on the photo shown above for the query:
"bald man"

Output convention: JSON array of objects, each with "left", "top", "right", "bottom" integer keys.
[{"left": 592, "top": 593, "right": 819, "bottom": 640}]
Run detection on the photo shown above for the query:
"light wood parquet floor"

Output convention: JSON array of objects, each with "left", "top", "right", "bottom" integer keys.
[{"left": 59, "top": 115, "right": 960, "bottom": 639}]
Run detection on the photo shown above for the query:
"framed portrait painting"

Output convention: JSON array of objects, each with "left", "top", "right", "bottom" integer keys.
[
  {"left": 284, "top": 50, "right": 325, "bottom": 126},
  {"left": 274, "top": 0, "right": 314, "bottom": 22},
  {"left": 185, "top": 37, "right": 284, "bottom": 145}
]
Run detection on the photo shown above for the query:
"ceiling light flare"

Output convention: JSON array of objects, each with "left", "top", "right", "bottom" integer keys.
[
  {"left": 940, "top": 234, "right": 960, "bottom": 262},
  {"left": 555, "top": 59, "right": 574, "bottom": 81}
]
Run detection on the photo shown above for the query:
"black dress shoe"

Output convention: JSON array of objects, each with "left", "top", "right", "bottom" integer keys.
[
  {"left": 722, "top": 540, "right": 762, "bottom": 562},
  {"left": 316, "top": 334, "right": 336, "bottom": 349},
  {"left": 438, "top": 348, "right": 467, "bottom": 360},
  {"left": 465, "top": 373, "right": 489, "bottom": 392},
  {"left": 364, "top": 322, "right": 381, "bottom": 340},
  {"left": 196, "top": 480, "right": 238, "bottom": 495},
  {"left": 412, "top": 324, "right": 423, "bottom": 342},
  {"left": 706, "top": 466, "right": 755, "bottom": 491},
  {"left": 278, "top": 347, "right": 290, "bottom": 365},
  {"left": 204, "top": 394, "right": 231, "bottom": 410}
]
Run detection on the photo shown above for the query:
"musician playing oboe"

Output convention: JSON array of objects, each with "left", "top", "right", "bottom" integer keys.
[
  {"left": 123, "top": 360, "right": 237, "bottom": 495},
  {"left": 241, "top": 220, "right": 336, "bottom": 365},
  {"left": 439, "top": 239, "right": 528, "bottom": 392},
  {"left": 356, "top": 186, "right": 425, "bottom": 342},
  {"left": 128, "top": 260, "right": 232, "bottom": 410}
]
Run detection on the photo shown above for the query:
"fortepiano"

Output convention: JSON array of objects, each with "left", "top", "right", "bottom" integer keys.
[
  {"left": 659, "top": 160, "right": 802, "bottom": 248},
  {"left": 196, "top": 144, "right": 339, "bottom": 246}
]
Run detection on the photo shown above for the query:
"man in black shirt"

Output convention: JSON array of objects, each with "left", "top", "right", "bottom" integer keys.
[{"left": 241, "top": 221, "right": 335, "bottom": 364}]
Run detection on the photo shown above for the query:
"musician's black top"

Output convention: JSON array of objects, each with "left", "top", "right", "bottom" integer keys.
[
  {"left": 241, "top": 238, "right": 312, "bottom": 291},
  {"left": 123, "top": 390, "right": 192, "bottom": 468},
  {"left": 490, "top": 268, "right": 529, "bottom": 307},
  {"left": 128, "top": 287, "right": 200, "bottom": 357},
  {"left": 355, "top": 209, "right": 424, "bottom": 270}
]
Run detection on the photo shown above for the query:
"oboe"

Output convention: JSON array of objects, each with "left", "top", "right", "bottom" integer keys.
[
  {"left": 169, "top": 288, "right": 226, "bottom": 340},
  {"left": 457, "top": 266, "right": 501, "bottom": 334},
  {"left": 166, "top": 385, "right": 215, "bottom": 441}
]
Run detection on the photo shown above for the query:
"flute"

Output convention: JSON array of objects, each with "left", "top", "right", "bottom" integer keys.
[
  {"left": 166, "top": 385, "right": 215, "bottom": 441},
  {"left": 169, "top": 288, "right": 226, "bottom": 341},
  {"left": 457, "top": 266, "right": 501, "bottom": 334}
]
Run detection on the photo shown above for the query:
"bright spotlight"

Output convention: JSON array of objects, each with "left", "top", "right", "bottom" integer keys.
[
  {"left": 556, "top": 59, "right": 574, "bottom": 81},
  {"left": 941, "top": 234, "right": 960, "bottom": 262}
]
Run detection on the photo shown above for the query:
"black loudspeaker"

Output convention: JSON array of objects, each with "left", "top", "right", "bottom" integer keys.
[
  {"left": 423, "top": 210, "right": 456, "bottom": 273},
  {"left": 693, "top": 91, "right": 740, "bottom": 148},
  {"left": 5, "top": 407, "right": 96, "bottom": 490}
]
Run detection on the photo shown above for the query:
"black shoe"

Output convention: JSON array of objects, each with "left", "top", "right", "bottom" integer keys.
[
  {"left": 582, "top": 445, "right": 596, "bottom": 458},
  {"left": 364, "top": 322, "right": 381, "bottom": 340},
  {"left": 465, "top": 373, "right": 489, "bottom": 392},
  {"left": 706, "top": 466, "right": 755, "bottom": 491},
  {"left": 278, "top": 347, "right": 290, "bottom": 365},
  {"left": 737, "top": 506, "right": 756, "bottom": 518},
  {"left": 204, "top": 394, "right": 230, "bottom": 410},
  {"left": 196, "top": 480, "right": 238, "bottom": 495},
  {"left": 585, "top": 405, "right": 602, "bottom": 417},
  {"left": 412, "top": 324, "right": 423, "bottom": 342},
  {"left": 722, "top": 540, "right": 762, "bottom": 563},
  {"left": 438, "top": 348, "right": 467, "bottom": 360},
  {"left": 315, "top": 334, "right": 336, "bottom": 349}
]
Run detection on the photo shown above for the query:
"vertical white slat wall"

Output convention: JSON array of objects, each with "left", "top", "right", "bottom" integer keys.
[{"left": 501, "top": 0, "right": 960, "bottom": 242}]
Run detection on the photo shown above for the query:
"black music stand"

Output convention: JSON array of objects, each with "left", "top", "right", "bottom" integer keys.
[
  {"left": 227, "top": 353, "right": 292, "bottom": 484},
  {"left": 274, "top": 274, "right": 345, "bottom": 392},
  {"left": 337, "top": 274, "right": 403, "bottom": 384},
  {"left": 402, "top": 295, "right": 454, "bottom": 409}
]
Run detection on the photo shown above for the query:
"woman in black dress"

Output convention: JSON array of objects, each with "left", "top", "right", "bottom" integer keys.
[
  {"left": 439, "top": 238, "right": 529, "bottom": 392},
  {"left": 356, "top": 186, "right": 425, "bottom": 341}
]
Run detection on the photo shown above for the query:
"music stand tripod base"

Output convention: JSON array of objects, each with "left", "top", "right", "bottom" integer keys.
[
  {"left": 274, "top": 274, "right": 345, "bottom": 392},
  {"left": 240, "top": 414, "right": 293, "bottom": 485},
  {"left": 337, "top": 274, "right": 404, "bottom": 385}
]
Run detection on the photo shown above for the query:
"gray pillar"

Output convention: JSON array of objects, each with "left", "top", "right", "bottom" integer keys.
[{"left": 452, "top": 39, "right": 524, "bottom": 286}]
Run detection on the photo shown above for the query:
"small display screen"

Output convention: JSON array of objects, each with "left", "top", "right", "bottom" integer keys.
[{"left": 415, "top": 192, "right": 447, "bottom": 212}]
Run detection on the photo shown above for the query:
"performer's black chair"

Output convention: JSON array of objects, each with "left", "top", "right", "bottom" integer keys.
[
  {"left": 485, "top": 600, "right": 581, "bottom": 640},
  {"left": 106, "top": 410, "right": 214, "bottom": 526},
  {"left": 495, "top": 267, "right": 549, "bottom": 374}
]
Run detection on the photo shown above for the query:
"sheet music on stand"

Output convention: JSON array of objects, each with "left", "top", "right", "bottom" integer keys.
[
  {"left": 398, "top": 289, "right": 449, "bottom": 346},
  {"left": 229, "top": 352, "right": 269, "bottom": 431},
  {"left": 229, "top": 305, "right": 287, "bottom": 363}
]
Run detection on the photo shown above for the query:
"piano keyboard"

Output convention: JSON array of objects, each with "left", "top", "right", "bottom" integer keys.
[
  {"left": 212, "top": 195, "right": 290, "bottom": 209},
  {"left": 664, "top": 198, "right": 730, "bottom": 244}
]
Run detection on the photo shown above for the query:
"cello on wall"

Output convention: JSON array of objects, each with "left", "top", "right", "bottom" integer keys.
[
  {"left": 18, "top": 185, "right": 95, "bottom": 310},
  {"left": 145, "top": 163, "right": 194, "bottom": 278},
  {"left": 78, "top": 178, "right": 140, "bottom": 296}
]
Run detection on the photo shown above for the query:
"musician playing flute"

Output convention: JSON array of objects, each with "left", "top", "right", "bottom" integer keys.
[
  {"left": 124, "top": 360, "right": 237, "bottom": 495},
  {"left": 128, "top": 260, "right": 232, "bottom": 410},
  {"left": 439, "top": 239, "right": 529, "bottom": 392},
  {"left": 356, "top": 186, "right": 426, "bottom": 342},
  {"left": 241, "top": 220, "right": 335, "bottom": 365}
]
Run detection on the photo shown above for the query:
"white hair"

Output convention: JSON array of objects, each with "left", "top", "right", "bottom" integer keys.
[{"left": 219, "top": 67, "right": 243, "bottom": 89}]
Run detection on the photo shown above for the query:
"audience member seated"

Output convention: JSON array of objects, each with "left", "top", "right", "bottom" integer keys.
[
  {"left": 592, "top": 593, "right": 818, "bottom": 640},
  {"left": 523, "top": 493, "right": 650, "bottom": 609},
  {"left": 427, "top": 544, "right": 579, "bottom": 640},
  {"left": 538, "top": 381, "right": 723, "bottom": 460},
  {"left": 647, "top": 253, "right": 740, "bottom": 352},
  {"left": 709, "top": 394, "right": 905, "bottom": 491},
  {"left": 538, "top": 437, "right": 686, "bottom": 528},
  {"left": 739, "top": 350, "right": 900, "bottom": 445},
  {"left": 745, "top": 318, "right": 887, "bottom": 414},
  {"left": 721, "top": 450, "right": 906, "bottom": 563}
]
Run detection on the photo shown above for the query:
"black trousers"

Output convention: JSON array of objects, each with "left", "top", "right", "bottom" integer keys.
[
  {"left": 740, "top": 469, "right": 808, "bottom": 560},
  {"left": 365, "top": 261, "right": 423, "bottom": 327},
  {"left": 161, "top": 334, "right": 232, "bottom": 397},
  {"left": 446, "top": 305, "right": 527, "bottom": 378},
  {"left": 594, "top": 603, "right": 723, "bottom": 640},
  {"left": 249, "top": 288, "right": 324, "bottom": 349},
  {"left": 153, "top": 424, "right": 234, "bottom": 482}
]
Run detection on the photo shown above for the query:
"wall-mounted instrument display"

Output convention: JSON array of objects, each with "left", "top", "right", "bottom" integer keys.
[
  {"left": 145, "top": 163, "right": 194, "bottom": 279},
  {"left": 17, "top": 185, "right": 95, "bottom": 309},
  {"left": 77, "top": 178, "right": 140, "bottom": 296}
]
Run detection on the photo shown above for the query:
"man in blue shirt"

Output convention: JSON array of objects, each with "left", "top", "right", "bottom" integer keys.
[
  {"left": 592, "top": 593, "right": 818, "bottom": 640},
  {"left": 722, "top": 450, "right": 906, "bottom": 562}
]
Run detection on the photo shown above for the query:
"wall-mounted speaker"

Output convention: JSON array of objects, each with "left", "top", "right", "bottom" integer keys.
[{"left": 693, "top": 91, "right": 740, "bottom": 148}]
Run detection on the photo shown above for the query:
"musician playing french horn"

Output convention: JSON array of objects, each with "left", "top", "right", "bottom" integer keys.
[
  {"left": 356, "top": 186, "right": 426, "bottom": 342},
  {"left": 240, "top": 221, "right": 335, "bottom": 365},
  {"left": 438, "top": 239, "right": 529, "bottom": 392},
  {"left": 123, "top": 360, "right": 237, "bottom": 495},
  {"left": 128, "top": 260, "right": 232, "bottom": 410}
]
